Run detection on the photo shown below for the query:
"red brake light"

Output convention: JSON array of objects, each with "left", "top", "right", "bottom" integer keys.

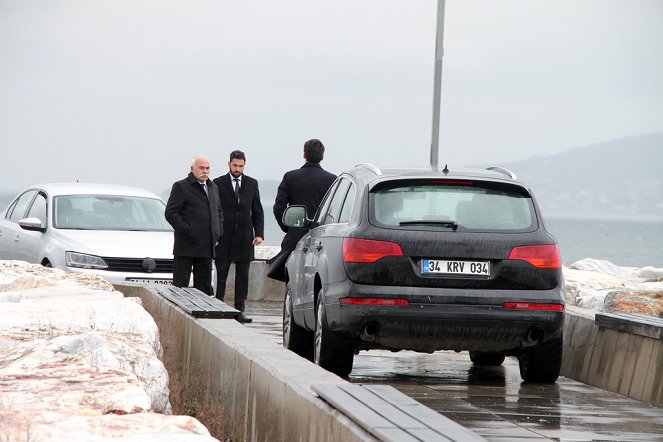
[
  {"left": 503, "top": 302, "right": 565, "bottom": 312},
  {"left": 340, "top": 298, "right": 409, "bottom": 306},
  {"left": 508, "top": 244, "right": 560, "bottom": 269},
  {"left": 430, "top": 180, "right": 473, "bottom": 185},
  {"left": 343, "top": 238, "right": 403, "bottom": 263}
]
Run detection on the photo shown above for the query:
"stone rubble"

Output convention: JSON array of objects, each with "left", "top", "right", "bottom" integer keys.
[
  {"left": 563, "top": 258, "right": 663, "bottom": 316},
  {"left": 0, "top": 260, "right": 218, "bottom": 442}
]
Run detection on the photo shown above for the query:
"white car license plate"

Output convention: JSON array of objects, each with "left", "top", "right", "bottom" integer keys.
[
  {"left": 126, "top": 278, "right": 173, "bottom": 285},
  {"left": 422, "top": 259, "right": 490, "bottom": 276}
]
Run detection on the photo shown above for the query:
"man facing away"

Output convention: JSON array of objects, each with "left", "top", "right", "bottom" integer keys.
[
  {"left": 165, "top": 156, "right": 223, "bottom": 296},
  {"left": 269, "top": 138, "right": 337, "bottom": 281},
  {"left": 213, "top": 150, "right": 264, "bottom": 323}
]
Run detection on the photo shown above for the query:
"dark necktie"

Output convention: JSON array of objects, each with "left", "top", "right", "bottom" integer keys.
[
  {"left": 233, "top": 178, "right": 240, "bottom": 202},
  {"left": 200, "top": 182, "right": 208, "bottom": 197}
]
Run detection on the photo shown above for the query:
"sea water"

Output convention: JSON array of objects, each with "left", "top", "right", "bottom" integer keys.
[{"left": 545, "top": 217, "right": 663, "bottom": 268}]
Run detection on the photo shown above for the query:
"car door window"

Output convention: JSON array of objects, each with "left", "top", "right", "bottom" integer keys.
[
  {"left": 318, "top": 178, "right": 351, "bottom": 225},
  {"left": 338, "top": 182, "right": 356, "bottom": 223},
  {"left": 8, "top": 190, "right": 37, "bottom": 222},
  {"left": 26, "top": 193, "right": 47, "bottom": 226},
  {"left": 314, "top": 179, "right": 340, "bottom": 225}
]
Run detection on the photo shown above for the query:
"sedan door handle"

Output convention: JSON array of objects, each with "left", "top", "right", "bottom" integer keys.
[{"left": 314, "top": 242, "right": 322, "bottom": 251}]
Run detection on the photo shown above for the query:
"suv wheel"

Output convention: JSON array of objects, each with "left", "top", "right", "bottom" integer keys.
[
  {"left": 314, "top": 295, "right": 354, "bottom": 377},
  {"left": 283, "top": 282, "right": 313, "bottom": 360},
  {"left": 518, "top": 338, "right": 563, "bottom": 383},
  {"left": 469, "top": 352, "right": 505, "bottom": 366}
]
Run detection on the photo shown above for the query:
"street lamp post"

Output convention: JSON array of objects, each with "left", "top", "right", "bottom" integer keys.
[{"left": 430, "top": 0, "right": 446, "bottom": 169}]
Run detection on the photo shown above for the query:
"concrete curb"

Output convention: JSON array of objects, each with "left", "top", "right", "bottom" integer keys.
[{"left": 562, "top": 306, "right": 663, "bottom": 407}]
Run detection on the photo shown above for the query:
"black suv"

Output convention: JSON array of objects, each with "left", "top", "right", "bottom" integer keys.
[{"left": 282, "top": 164, "right": 564, "bottom": 382}]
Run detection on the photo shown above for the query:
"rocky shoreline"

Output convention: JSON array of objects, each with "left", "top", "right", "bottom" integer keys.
[{"left": 0, "top": 261, "right": 218, "bottom": 442}]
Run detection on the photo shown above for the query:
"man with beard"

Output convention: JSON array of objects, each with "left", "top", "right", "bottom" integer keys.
[{"left": 213, "top": 150, "right": 264, "bottom": 323}]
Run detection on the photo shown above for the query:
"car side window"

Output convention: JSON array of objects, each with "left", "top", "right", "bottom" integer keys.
[
  {"left": 338, "top": 182, "right": 356, "bottom": 223},
  {"left": 314, "top": 179, "right": 340, "bottom": 225},
  {"left": 319, "top": 178, "right": 351, "bottom": 225},
  {"left": 7, "top": 190, "right": 37, "bottom": 222},
  {"left": 26, "top": 193, "right": 47, "bottom": 226}
]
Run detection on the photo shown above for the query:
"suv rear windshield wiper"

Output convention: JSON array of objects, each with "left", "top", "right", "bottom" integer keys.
[{"left": 398, "top": 220, "right": 458, "bottom": 230}]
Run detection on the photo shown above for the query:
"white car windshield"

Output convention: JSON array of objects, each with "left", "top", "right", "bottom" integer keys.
[{"left": 54, "top": 195, "right": 173, "bottom": 232}]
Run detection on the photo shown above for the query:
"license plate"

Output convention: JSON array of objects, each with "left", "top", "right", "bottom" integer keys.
[
  {"left": 126, "top": 278, "right": 173, "bottom": 285},
  {"left": 422, "top": 259, "right": 490, "bottom": 276}
]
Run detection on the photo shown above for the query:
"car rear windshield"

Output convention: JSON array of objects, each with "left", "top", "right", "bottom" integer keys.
[
  {"left": 54, "top": 195, "right": 173, "bottom": 231},
  {"left": 369, "top": 181, "right": 537, "bottom": 232}
]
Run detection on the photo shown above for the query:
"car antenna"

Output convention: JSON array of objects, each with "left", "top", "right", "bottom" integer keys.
[{"left": 443, "top": 164, "right": 449, "bottom": 175}]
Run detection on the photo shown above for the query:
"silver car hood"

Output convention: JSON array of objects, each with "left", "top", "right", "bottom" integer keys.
[{"left": 52, "top": 229, "right": 174, "bottom": 259}]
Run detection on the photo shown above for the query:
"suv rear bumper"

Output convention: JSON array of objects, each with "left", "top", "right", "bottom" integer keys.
[{"left": 323, "top": 281, "right": 564, "bottom": 353}]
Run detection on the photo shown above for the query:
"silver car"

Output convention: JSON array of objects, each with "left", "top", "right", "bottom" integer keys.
[{"left": 0, "top": 183, "right": 175, "bottom": 285}]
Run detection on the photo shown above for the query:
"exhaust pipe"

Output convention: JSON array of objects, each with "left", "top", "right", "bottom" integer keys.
[
  {"left": 360, "top": 322, "right": 379, "bottom": 342},
  {"left": 526, "top": 326, "right": 544, "bottom": 344}
]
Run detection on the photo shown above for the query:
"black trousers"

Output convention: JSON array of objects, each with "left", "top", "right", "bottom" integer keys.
[
  {"left": 172, "top": 256, "right": 214, "bottom": 296},
  {"left": 215, "top": 260, "right": 250, "bottom": 311}
]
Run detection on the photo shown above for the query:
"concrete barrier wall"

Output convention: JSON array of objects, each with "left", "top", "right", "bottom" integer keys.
[
  {"left": 116, "top": 283, "right": 376, "bottom": 442},
  {"left": 220, "top": 261, "right": 284, "bottom": 303},
  {"left": 561, "top": 306, "right": 663, "bottom": 407}
]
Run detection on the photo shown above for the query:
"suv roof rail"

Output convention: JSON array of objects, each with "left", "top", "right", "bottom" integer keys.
[
  {"left": 486, "top": 166, "right": 517, "bottom": 180},
  {"left": 355, "top": 163, "right": 382, "bottom": 175}
]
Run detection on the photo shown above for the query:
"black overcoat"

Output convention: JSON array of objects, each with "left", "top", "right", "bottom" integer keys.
[
  {"left": 165, "top": 173, "right": 223, "bottom": 258},
  {"left": 273, "top": 162, "right": 337, "bottom": 251},
  {"left": 213, "top": 173, "right": 264, "bottom": 262},
  {"left": 269, "top": 162, "right": 336, "bottom": 280}
]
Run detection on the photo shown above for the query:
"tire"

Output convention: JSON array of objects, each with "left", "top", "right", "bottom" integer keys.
[
  {"left": 469, "top": 351, "right": 505, "bottom": 366},
  {"left": 518, "top": 338, "right": 563, "bottom": 383},
  {"left": 282, "top": 282, "right": 313, "bottom": 361},
  {"left": 314, "top": 296, "right": 354, "bottom": 377}
]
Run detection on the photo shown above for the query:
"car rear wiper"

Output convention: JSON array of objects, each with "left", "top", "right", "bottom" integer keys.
[{"left": 398, "top": 220, "right": 459, "bottom": 230}]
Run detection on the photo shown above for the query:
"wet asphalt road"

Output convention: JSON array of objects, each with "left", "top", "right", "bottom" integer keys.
[{"left": 245, "top": 304, "right": 663, "bottom": 441}]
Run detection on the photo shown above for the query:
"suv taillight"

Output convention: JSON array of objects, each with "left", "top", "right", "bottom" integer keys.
[
  {"left": 343, "top": 238, "right": 403, "bottom": 263},
  {"left": 503, "top": 302, "right": 564, "bottom": 311},
  {"left": 508, "top": 244, "right": 560, "bottom": 269}
]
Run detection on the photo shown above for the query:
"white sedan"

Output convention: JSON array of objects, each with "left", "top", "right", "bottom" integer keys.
[{"left": 0, "top": 183, "right": 175, "bottom": 285}]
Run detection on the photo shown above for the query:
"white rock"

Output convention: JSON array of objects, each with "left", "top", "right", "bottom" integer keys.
[
  {"left": 564, "top": 258, "right": 663, "bottom": 313},
  {"left": 0, "top": 260, "right": 218, "bottom": 441}
]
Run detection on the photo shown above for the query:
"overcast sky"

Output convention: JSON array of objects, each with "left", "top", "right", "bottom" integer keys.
[{"left": 1, "top": 0, "right": 662, "bottom": 197}]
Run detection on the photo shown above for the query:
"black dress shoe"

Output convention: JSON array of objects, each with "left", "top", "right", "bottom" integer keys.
[{"left": 236, "top": 312, "right": 253, "bottom": 323}]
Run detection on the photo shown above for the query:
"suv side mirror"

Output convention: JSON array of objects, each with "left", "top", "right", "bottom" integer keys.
[{"left": 283, "top": 205, "right": 308, "bottom": 228}]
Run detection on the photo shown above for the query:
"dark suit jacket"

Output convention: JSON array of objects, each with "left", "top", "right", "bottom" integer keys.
[
  {"left": 272, "top": 161, "right": 336, "bottom": 261},
  {"left": 165, "top": 173, "right": 223, "bottom": 258},
  {"left": 213, "top": 173, "right": 264, "bottom": 262}
]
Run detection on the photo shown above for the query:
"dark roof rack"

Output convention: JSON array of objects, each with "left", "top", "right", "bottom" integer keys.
[
  {"left": 486, "top": 166, "right": 517, "bottom": 180},
  {"left": 355, "top": 163, "right": 382, "bottom": 175}
]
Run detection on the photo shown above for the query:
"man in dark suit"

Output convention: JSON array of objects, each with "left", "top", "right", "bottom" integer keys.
[
  {"left": 165, "top": 156, "right": 223, "bottom": 296},
  {"left": 269, "top": 138, "right": 336, "bottom": 281},
  {"left": 213, "top": 150, "right": 264, "bottom": 323}
]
